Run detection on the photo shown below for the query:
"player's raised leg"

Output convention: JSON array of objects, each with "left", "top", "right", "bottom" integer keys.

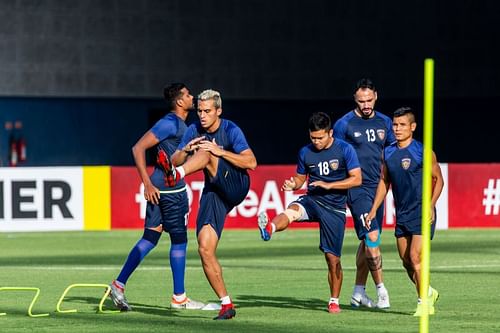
[
  {"left": 257, "top": 206, "right": 302, "bottom": 241},
  {"left": 257, "top": 212, "right": 273, "bottom": 241},
  {"left": 160, "top": 147, "right": 216, "bottom": 188},
  {"left": 157, "top": 149, "right": 181, "bottom": 187}
]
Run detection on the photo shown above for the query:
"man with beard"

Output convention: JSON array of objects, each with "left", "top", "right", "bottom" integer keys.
[{"left": 333, "top": 79, "right": 395, "bottom": 309}]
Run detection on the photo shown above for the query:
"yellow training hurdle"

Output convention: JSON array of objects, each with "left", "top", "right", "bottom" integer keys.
[
  {"left": 0, "top": 287, "right": 50, "bottom": 317},
  {"left": 56, "top": 283, "right": 120, "bottom": 314}
]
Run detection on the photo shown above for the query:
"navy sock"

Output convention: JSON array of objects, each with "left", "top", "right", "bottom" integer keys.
[
  {"left": 116, "top": 238, "right": 156, "bottom": 285},
  {"left": 170, "top": 242, "right": 187, "bottom": 295}
]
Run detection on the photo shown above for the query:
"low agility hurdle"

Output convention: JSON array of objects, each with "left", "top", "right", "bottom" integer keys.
[
  {"left": 55, "top": 283, "right": 120, "bottom": 314},
  {"left": 0, "top": 287, "right": 50, "bottom": 317}
]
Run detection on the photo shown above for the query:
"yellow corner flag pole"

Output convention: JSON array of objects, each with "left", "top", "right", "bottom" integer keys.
[{"left": 420, "top": 58, "right": 435, "bottom": 332}]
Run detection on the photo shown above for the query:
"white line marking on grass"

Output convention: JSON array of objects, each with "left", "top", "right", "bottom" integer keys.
[
  {"left": 0, "top": 266, "right": 200, "bottom": 271},
  {"left": 432, "top": 264, "right": 500, "bottom": 269},
  {"left": 2, "top": 263, "right": 500, "bottom": 271}
]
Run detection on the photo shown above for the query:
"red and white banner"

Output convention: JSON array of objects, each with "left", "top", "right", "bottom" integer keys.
[
  {"left": 111, "top": 167, "right": 145, "bottom": 229},
  {"left": 189, "top": 166, "right": 309, "bottom": 229},
  {"left": 2, "top": 163, "right": 499, "bottom": 232},
  {"left": 109, "top": 165, "right": 450, "bottom": 230},
  {"left": 448, "top": 164, "right": 500, "bottom": 227},
  {"left": 110, "top": 166, "right": 310, "bottom": 229}
]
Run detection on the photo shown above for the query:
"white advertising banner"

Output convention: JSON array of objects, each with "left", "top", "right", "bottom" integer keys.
[{"left": 0, "top": 167, "right": 83, "bottom": 232}]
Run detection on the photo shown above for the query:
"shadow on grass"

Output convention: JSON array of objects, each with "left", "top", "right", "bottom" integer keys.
[
  {"left": 60, "top": 296, "right": 210, "bottom": 319},
  {"left": 58, "top": 296, "right": 125, "bottom": 313},
  {"left": 0, "top": 244, "right": 320, "bottom": 266},
  {"left": 234, "top": 294, "right": 411, "bottom": 316}
]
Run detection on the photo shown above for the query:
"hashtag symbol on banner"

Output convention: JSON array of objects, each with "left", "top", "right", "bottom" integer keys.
[{"left": 482, "top": 179, "right": 500, "bottom": 215}]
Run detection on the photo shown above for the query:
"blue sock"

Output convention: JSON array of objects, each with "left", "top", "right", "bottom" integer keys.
[
  {"left": 116, "top": 238, "right": 156, "bottom": 285},
  {"left": 170, "top": 242, "right": 187, "bottom": 295}
]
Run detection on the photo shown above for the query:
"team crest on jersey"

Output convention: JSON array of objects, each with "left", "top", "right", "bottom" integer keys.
[
  {"left": 377, "top": 129, "right": 386, "bottom": 140},
  {"left": 401, "top": 158, "right": 411, "bottom": 170},
  {"left": 354, "top": 131, "right": 362, "bottom": 138},
  {"left": 329, "top": 159, "right": 339, "bottom": 171}
]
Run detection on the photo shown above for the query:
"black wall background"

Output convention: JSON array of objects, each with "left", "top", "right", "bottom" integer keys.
[
  {"left": 1, "top": 95, "right": 495, "bottom": 166},
  {"left": 0, "top": 1, "right": 499, "bottom": 165}
]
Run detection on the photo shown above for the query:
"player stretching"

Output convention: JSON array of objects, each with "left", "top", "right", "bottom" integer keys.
[
  {"left": 366, "top": 107, "right": 443, "bottom": 316},
  {"left": 258, "top": 112, "right": 361, "bottom": 314},
  {"left": 159, "top": 89, "right": 257, "bottom": 320},
  {"left": 333, "top": 78, "right": 394, "bottom": 309},
  {"left": 109, "top": 83, "right": 204, "bottom": 311}
]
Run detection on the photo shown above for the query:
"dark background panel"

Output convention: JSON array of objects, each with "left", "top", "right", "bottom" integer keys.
[
  {"left": 0, "top": 0, "right": 498, "bottom": 165},
  {"left": 1, "top": 96, "right": 497, "bottom": 166},
  {"left": 0, "top": 1, "right": 498, "bottom": 100}
]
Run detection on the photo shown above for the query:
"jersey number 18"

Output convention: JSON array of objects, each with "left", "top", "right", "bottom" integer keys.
[{"left": 317, "top": 161, "right": 330, "bottom": 175}]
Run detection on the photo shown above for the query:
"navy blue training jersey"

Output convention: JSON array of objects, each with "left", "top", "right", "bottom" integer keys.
[
  {"left": 297, "top": 138, "right": 360, "bottom": 210},
  {"left": 180, "top": 119, "right": 251, "bottom": 188},
  {"left": 149, "top": 113, "right": 187, "bottom": 191},
  {"left": 384, "top": 139, "right": 423, "bottom": 224},
  {"left": 179, "top": 119, "right": 250, "bottom": 155},
  {"left": 333, "top": 110, "right": 395, "bottom": 186}
]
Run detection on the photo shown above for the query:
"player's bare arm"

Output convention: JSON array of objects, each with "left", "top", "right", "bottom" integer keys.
[
  {"left": 431, "top": 151, "right": 444, "bottom": 207},
  {"left": 132, "top": 130, "right": 160, "bottom": 205},
  {"left": 366, "top": 163, "right": 391, "bottom": 227},
  {"left": 430, "top": 151, "right": 444, "bottom": 222},
  {"left": 282, "top": 174, "right": 307, "bottom": 191},
  {"left": 309, "top": 167, "right": 362, "bottom": 190}
]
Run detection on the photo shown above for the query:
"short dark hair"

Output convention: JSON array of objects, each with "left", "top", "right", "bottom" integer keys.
[
  {"left": 393, "top": 106, "right": 416, "bottom": 122},
  {"left": 163, "top": 83, "right": 187, "bottom": 109},
  {"left": 355, "top": 78, "right": 376, "bottom": 93},
  {"left": 308, "top": 112, "right": 331, "bottom": 132}
]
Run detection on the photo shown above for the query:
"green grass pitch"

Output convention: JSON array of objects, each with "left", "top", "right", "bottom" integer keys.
[{"left": 1, "top": 228, "right": 499, "bottom": 332}]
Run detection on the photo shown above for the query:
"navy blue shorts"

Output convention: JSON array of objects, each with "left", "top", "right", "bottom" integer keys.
[
  {"left": 196, "top": 159, "right": 250, "bottom": 238},
  {"left": 395, "top": 209, "right": 437, "bottom": 239},
  {"left": 348, "top": 185, "right": 384, "bottom": 240},
  {"left": 294, "top": 196, "right": 346, "bottom": 257},
  {"left": 145, "top": 189, "right": 189, "bottom": 234}
]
